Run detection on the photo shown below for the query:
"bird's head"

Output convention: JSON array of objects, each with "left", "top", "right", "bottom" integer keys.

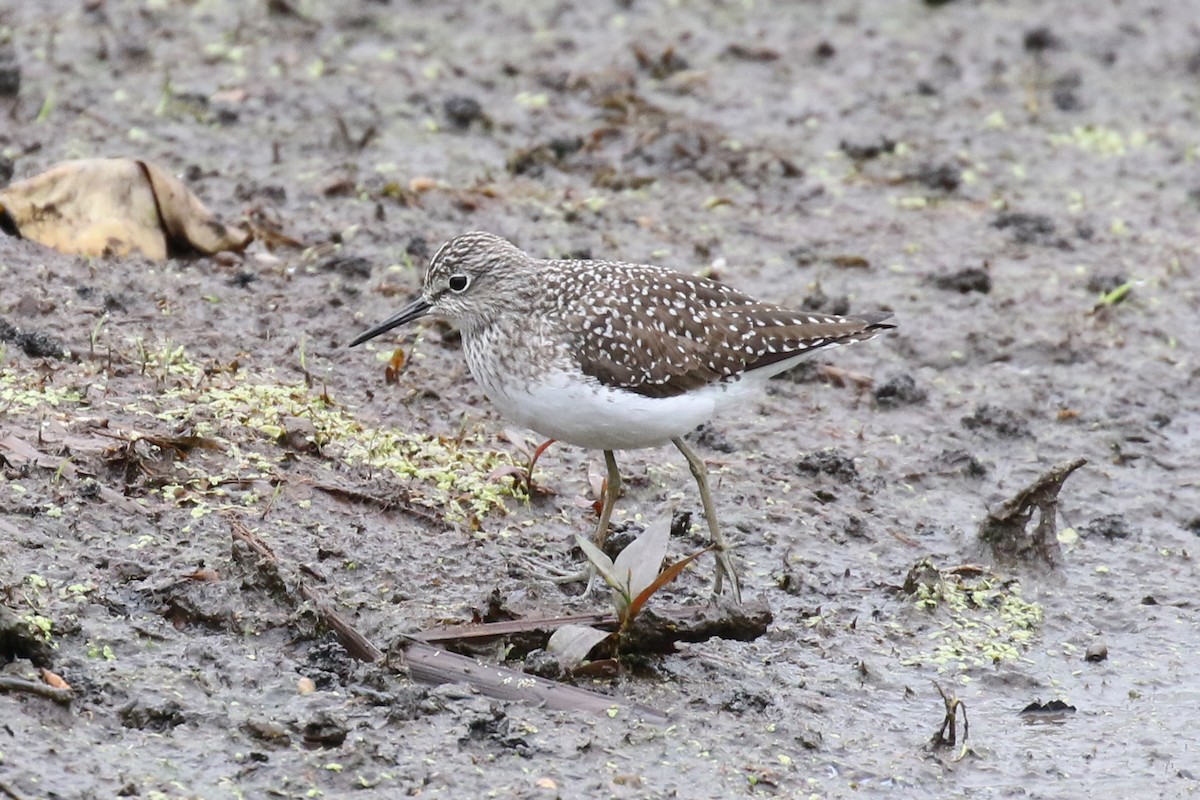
[{"left": 349, "top": 231, "right": 527, "bottom": 346}]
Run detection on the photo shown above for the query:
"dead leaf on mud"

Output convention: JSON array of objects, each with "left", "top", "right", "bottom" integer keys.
[
  {"left": 41, "top": 669, "right": 71, "bottom": 691},
  {"left": 0, "top": 432, "right": 156, "bottom": 516},
  {"left": 0, "top": 158, "right": 251, "bottom": 260},
  {"left": 978, "top": 457, "right": 1087, "bottom": 566},
  {"left": 928, "top": 682, "right": 971, "bottom": 761},
  {"left": 1019, "top": 699, "right": 1077, "bottom": 717},
  {"left": 185, "top": 568, "right": 221, "bottom": 583},
  {"left": 384, "top": 348, "right": 407, "bottom": 385},
  {"left": 133, "top": 431, "right": 224, "bottom": 457}
]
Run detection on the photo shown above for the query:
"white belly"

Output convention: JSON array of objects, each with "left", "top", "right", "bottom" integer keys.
[{"left": 480, "top": 368, "right": 735, "bottom": 450}]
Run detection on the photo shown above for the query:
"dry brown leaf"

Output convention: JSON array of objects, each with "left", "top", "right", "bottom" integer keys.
[
  {"left": 210, "top": 88, "right": 247, "bottom": 105},
  {"left": 41, "top": 669, "right": 71, "bottom": 690},
  {"left": 186, "top": 568, "right": 221, "bottom": 582},
  {"left": 408, "top": 176, "right": 439, "bottom": 193},
  {"left": 384, "top": 348, "right": 407, "bottom": 384},
  {"left": 0, "top": 158, "right": 251, "bottom": 260}
]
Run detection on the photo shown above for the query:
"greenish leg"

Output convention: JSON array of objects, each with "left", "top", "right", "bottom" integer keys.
[
  {"left": 551, "top": 449, "right": 622, "bottom": 593},
  {"left": 593, "top": 450, "right": 622, "bottom": 551},
  {"left": 672, "top": 436, "right": 743, "bottom": 604}
]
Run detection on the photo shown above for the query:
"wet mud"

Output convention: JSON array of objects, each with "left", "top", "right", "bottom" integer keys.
[{"left": 1, "top": 1, "right": 1198, "bottom": 798}]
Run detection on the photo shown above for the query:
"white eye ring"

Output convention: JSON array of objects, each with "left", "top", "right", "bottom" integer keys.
[{"left": 448, "top": 274, "right": 470, "bottom": 293}]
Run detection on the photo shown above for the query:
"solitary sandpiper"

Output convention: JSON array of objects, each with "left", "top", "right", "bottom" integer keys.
[{"left": 351, "top": 232, "right": 894, "bottom": 603}]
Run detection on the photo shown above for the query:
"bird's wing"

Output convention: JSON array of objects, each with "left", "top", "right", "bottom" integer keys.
[{"left": 571, "top": 271, "right": 890, "bottom": 399}]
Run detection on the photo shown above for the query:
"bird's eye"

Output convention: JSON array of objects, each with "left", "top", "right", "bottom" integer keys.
[{"left": 448, "top": 274, "right": 470, "bottom": 293}]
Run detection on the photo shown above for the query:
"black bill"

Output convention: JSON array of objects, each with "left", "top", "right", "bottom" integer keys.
[{"left": 349, "top": 297, "right": 432, "bottom": 347}]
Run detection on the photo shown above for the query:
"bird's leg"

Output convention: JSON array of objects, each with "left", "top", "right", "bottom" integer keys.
[
  {"left": 672, "top": 436, "right": 743, "bottom": 604},
  {"left": 593, "top": 449, "right": 622, "bottom": 551},
  {"left": 548, "top": 449, "right": 622, "bottom": 594},
  {"left": 575, "top": 450, "right": 622, "bottom": 597}
]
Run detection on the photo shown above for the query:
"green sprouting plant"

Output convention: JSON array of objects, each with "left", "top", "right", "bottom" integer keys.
[
  {"left": 136, "top": 338, "right": 202, "bottom": 386},
  {"left": 547, "top": 514, "right": 709, "bottom": 669},
  {"left": 1094, "top": 279, "right": 1137, "bottom": 309},
  {"left": 89, "top": 314, "right": 108, "bottom": 357},
  {"left": 21, "top": 613, "right": 54, "bottom": 643}
]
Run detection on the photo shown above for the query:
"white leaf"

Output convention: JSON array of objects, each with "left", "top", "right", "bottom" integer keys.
[
  {"left": 611, "top": 513, "right": 672, "bottom": 608},
  {"left": 574, "top": 533, "right": 623, "bottom": 593},
  {"left": 546, "top": 624, "right": 612, "bottom": 668},
  {"left": 501, "top": 427, "right": 534, "bottom": 457}
]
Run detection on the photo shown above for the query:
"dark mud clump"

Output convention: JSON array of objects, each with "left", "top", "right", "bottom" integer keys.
[
  {"left": 796, "top": 448, "right": 858, "bottom": 483},
  {"left": 962, "top": 404, "right": 1032, "bottom": 438},
  {"left": 1082, "top": 514, "right": 1139, "bottom": 540},
  {"left": 0, "top": 317, "right": 68, "bottom": 358},
  {"left": 932, "top": 266, "right": 992, "bottom": 294},
  {"left": 992, "top": 211, "right": 1063, "bottom": 247},
  {"left": 874, "top": 373, "right": 928, "bottom": 407}
]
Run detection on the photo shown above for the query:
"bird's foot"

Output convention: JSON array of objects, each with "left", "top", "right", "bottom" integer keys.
[
  {"left": 515, "top": 555, "right": 604, "bottom": 598},
  {"left": 551, "top": 566, "right": 605, "bottom": 599},
  {"left": 711, "top": 548, "right": 743, "bottom": 605},
  {"left": 514, "top": 553, "right": 577, "bottom": 579}
]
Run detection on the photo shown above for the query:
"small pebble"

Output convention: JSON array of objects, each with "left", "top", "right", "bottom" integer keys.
[
  {"left": 444, "top": 95, "right": 484, "bottom": 128},
  {"left": 1084, "top": 643, "right": 1108, "bottom": 663},
  {"left": 0, "top": 48, "right": 20, "bottom": 98},
  {"left": 1023, "top": 27, "right": 1061, "bottom": 53}
]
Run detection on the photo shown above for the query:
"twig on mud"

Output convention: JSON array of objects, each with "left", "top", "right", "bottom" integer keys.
[
  {"left": 227, "top": 518, "right": 668, "bottom": 722},
  {"left": 311, "top": 481, "right": 448, "bottom": 528},
  {"left": 130, "top": 623, "right": 172, "bottom": 642},
  {"left": 230, "top": 518, "right": 382, "bottom": 662},
  {"left": 817, "top": 363, "right": 876, "bottom": 390},
  {"left": 0, "top": 676, "right": 74, "bottom": 705},
  {"left": 929, "top": 681, "right": 970, "bottom": 761},
  {"left": 0, "top": 776, "right": 32, "bottom": 800},
  {"left": 393, "top": 638, "right": 668, "bottom": 721},
  {"left": 412, "top": 600, "right": 772, "bottom": 655},
  {"left": 258, "top": 476, "right": 286, "bottom": 521},
  {"left": 886, "top": 528, "right": 920, "bottom": 547}
]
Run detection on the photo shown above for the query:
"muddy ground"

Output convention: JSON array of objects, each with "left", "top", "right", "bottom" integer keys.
[{"left": 1, "top": 0, "right": 1198, "bottom": 798}]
